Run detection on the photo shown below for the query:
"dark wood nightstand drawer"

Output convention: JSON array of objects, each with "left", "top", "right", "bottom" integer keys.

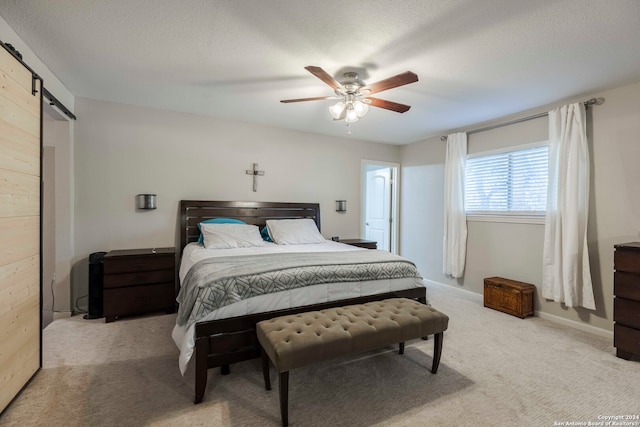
[
  {"left": 103, "top": 282, "right": 175, "bottom": 321},
  {"left": 615, "top": 245, "right": 640, "bottom": 274},
  {"left": 615, "top": 298, "right": 640, "bottom": 329},
  {"left": 615, "top": 272, "right": 640, "bottom": 301},
  {"left": 104, "top": 252, "right": 174, "bottom": 274},
  {"left": 103, "top": 268, "right": 175, "bottom": 288},
  {"left": 614, "top": 324, "right": 640, "bottom": 356}
]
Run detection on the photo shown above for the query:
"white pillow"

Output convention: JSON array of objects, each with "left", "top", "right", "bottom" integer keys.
[
  {"left": 266, "top": 218, "right": 326, "bottom": 245},
  {"left": 201, "top": 223, "right": 266, "bottom": 249}
]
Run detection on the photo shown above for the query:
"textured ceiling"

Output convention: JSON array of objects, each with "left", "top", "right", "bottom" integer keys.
[{"left": 1, "top": 0, "right": 640, "bottom": 144}]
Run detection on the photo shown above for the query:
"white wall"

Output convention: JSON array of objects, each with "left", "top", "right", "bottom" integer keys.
[
  {"left": 71, "top": 97, "right": 401, "bottom": 308},
  {"left": 400, "top": 80, "right": 640, "bottom": 333}
]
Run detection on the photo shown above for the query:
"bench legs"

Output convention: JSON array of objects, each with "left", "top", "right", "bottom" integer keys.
[
  {"left": 279, "top": 371, "right": 289, "bottom": 427},
  {"left": 432, "top": 332, "right": 443, "bottom": 373},
  {"left": 399, "top": 334, "right": 443, "bottom": 372},
  {"left": 262, "top": 349, "right": 272, "bottom": 390},
  {"left": 262, "top": 335, "right": 444, "bottom": 426},
  {"left": 261, "top": 350, "right": 289, "bottom": 427}
]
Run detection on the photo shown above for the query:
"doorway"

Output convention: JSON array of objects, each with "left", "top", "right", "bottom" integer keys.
[
  {"left": 362, "top": 161, "right": 399, "bottom": 253},
  {"left": 42, "top": 106, "right": 73, "bottom": 328}
]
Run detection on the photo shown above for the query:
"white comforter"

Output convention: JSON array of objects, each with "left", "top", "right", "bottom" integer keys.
[{"left": 172, "top": 241, "right": 426, "bottom": 374}]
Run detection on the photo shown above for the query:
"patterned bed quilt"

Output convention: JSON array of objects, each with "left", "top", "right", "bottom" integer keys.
[{"left": 176, "top": 250, "right": 423, "bottom": 329}]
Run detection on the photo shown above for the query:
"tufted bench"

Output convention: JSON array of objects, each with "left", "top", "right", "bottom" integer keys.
[{"left": 256, "top": 298, "right": 449, "bottom": 426}]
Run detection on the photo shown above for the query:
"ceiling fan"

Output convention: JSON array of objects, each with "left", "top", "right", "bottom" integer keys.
[{"left": 280, "top": 66, "right": 419, "bottom": 124}]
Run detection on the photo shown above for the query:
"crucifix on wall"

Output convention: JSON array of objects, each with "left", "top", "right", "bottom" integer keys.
[{"left": 245, "top": 163, "right": 265, "bottom": 192}]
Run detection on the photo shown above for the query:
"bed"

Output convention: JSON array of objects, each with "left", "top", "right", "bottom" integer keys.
[{"left": 173, "top": 200, "right": 427, "bottom": 403}]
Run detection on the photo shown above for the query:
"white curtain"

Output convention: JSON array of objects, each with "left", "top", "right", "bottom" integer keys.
[
  {"left": 542, "top": 103, "right": 595, "bottom": 309},
  {"left": 443, "top": 132, "right": 468, "bottom": 278}
]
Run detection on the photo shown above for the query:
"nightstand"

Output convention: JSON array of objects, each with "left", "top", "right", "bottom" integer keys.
[
  {"left": 102, "top": 247, "right": 176, "bottom": 322},
  {"left": 339, "top": 239, "right": 377, "bottom": 249}
]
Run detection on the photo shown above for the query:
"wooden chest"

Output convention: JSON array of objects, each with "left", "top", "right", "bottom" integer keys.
[{"left": 484, "top": 277, "right": 535, "bottom": 318}]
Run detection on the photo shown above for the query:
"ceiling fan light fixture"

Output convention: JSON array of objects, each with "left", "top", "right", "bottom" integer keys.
[
  {"left": 353, "top": 100, "right": 369, "bottom": 117},
  {"left": 345, "top": 105, "right": 359, "bottom": 123},
  {"left": 281, "top": 66, "right": 418, "bottom": 131},
  {"left": 329, "top": 101, "right": 345, "bottom": 119}
]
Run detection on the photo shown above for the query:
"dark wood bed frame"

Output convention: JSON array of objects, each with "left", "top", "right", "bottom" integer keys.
[{"left": 177, "top": 200, "right": 427, "bottom": 403}]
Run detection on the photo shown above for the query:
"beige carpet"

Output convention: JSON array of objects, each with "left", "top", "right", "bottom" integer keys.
[{"left": 2, "top": 283, "right": 639, "bottom": 427}]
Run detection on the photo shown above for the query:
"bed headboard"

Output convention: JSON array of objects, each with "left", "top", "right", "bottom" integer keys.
[{"left": 179, "top": 200, "right": 321, "bottom": 253}]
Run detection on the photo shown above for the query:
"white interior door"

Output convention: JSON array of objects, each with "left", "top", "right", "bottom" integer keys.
[{"left": 365, "top": 167, "right": 391, "bottom": 251}]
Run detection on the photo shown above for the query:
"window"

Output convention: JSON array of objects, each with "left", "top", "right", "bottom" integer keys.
[{"left": 465, "top": 142, "right": 548, "bottom": 220}]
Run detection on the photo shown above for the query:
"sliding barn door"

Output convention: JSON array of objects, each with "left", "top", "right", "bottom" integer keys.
[{"left": 0, "top": 45, "right": 42, "bottom": 413}]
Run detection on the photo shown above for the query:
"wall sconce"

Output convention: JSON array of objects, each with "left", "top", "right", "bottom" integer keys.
[
  {"left": 136, "top": 194, "right": 157, "bottom": 210},
  {"left": 336, "top": 200, "right": 347, "bottom": 213}
]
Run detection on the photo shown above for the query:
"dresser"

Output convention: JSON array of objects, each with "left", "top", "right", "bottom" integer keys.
[
  {"left": 103, "top": 247, "right": 176, "bottom": 323},
  {"left": 614, "top": 242, "right": 640, "bottom": 360}
]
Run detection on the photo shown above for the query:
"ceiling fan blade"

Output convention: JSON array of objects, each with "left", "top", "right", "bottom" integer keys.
[
  {"left": 305, "top": 66, "right": 342, "bottom": 91},
  {"left": 280, "top": 96, "right": 335, "bottom": 103},
  {"left": 365, "top": 97, "right": 412, "bottom": 113},
  {"left": 361, "top": 71, "right": 418, "bottom": 95}
]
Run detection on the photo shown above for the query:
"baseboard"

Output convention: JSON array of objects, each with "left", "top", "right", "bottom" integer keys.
[
  {"left": 52, "top": 311, "right": 72, "bottom": 320},
  {"left": 537, "top": 311, "right": 613, "bottom": 339},
  {"left": 424, "top": 279, "right": 613, "bottom": 339},
  {"left": 424, "top": 279, "right": 483, "bottom": 301}
]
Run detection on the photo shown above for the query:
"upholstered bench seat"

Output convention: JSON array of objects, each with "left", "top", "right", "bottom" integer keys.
[{"left": 256, "top": 298, "right": 449, "bottom": 426}]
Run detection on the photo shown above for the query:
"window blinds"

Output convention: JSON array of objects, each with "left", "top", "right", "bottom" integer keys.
[{"left": 465, "top": 145, "right": 548, "bottom": 215}]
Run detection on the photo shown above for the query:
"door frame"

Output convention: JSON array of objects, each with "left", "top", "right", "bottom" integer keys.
[{"left": 361, "top": 160, "right": 400, "bottom": 254}]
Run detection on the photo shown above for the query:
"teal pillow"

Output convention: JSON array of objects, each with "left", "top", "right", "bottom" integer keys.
[
  {"left": 197, "top": 218, "right": 246, "bottom": 244},
  {"left": 260, "top": 226, "right": 273, "bottom": 242}
]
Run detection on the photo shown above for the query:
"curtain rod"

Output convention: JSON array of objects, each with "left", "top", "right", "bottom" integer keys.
[{"left": 440, "top": 97, "right": 605, "bottom": 141}]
